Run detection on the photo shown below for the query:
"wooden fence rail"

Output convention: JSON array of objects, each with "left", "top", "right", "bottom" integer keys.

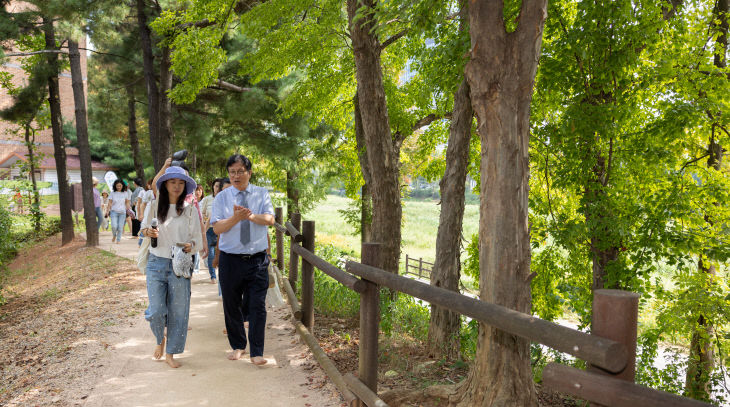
[
  {"left": 270, "top": 209, "right": 711, "bottom": 407},
  {"left": 403, "top": 254, "right": 433, "bottom": 279}
]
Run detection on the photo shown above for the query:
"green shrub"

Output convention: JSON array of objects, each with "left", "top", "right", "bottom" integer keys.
[
  {"left": 312, "top": 242, "right": 360, "bottom": 318},
  {"left": 380, "top": 293, "right": 430, "bottom": 341}
]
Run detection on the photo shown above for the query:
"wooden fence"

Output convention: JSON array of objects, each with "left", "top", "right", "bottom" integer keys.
[
  {"left": 271, "top": 208, "right": 712, "bottom": 407},
  {"left": 403, "top": 254, "right": 432, "bottom": 280}
]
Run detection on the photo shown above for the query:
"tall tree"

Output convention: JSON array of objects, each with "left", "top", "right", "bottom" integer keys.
[
  {"left": 43, "top": 16, "right": 74, "bottom": 245},
  {"left": 135, "top": 0, "right": 162, "bottom": 170},
  {"left": 126, "top": 84, "right": 146, "bottom": 185},
  {"left": 68, "top": 39, "right": 98, "bottom": 246},
  {"left": 347, "top": 0, "right": 402, "bottom": 277},
  {"left": 427, "top": 2, "right": 473, "bottom": 360},
  {"left": 451, "top": 1, "right": 547, "bottom": 405},
  {"left": 686, "top": 0, "right": 728, "bottom": 397}
]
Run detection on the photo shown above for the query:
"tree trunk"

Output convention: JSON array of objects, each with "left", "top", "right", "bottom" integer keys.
[
  {"left": 428, "top": 77, "right": 472, "bottom": 360},
  {"left": 587, "top": 154, "right": 619, "bottom": 291},
  {"left": 127, "top": 85, "right": 146, "bottom": 185},
  {"left": 157, "top": 45, "right": 174, "bottom": 168},
  {"left": 68, "top": 39, "right": 98, "bottom": 247},
  {"left": 286, "top": 169, "right": 300, "bottom": 220},
  {"left": 353, "top": 92, "right": 372, "bottom": 244},
  {"left": 347, "top": 0, "right": 401, "bottom": 277},
  {"left": 136, "top": 0, "right": 161, "bottom": 171},
  {"left": 24, "top": 124, "right": 41, "bottom": 231},
  {"left": 685, "top": 1, "right": 726, "bottom": 396},
  {"left": 43, "top": 17, "right": 74, "bottom": 245},
  {"left": 451, "top": 2, "right": 546, "bottom": 406}
]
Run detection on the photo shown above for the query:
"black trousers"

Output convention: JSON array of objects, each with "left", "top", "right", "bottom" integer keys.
[
  {"left": 219, "top": 251, "right": 269, "bottom": 357},
  {"left": 131, "top": 205, "right": 141, "bottom": 236}
]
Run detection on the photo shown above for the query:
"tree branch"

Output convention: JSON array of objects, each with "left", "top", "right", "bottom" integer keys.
[
  {"left": 393, "top": 112, "right": 451, "bottom": 150},
  {"left": 3, "top": 50, "right": 67, "bottom": 56},
  {"left": 380, "top": 29, "right": 408, "bottom": 50},
  {"left": 213, "top": 79, "right": 253, "bottom": 92},
  {"left": 679, "top": 152, "right": 711, "bottom": 173}
]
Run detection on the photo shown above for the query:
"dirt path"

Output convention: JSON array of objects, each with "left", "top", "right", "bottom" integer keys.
[{"left": 84, "top": 230, "right": 342, "bottom": 407}]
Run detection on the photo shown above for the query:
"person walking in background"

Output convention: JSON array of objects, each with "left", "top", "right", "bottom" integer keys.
[
  {"left": 124, "top": 180, "right": 134, "bottom": 236},
  {"left": 192, "top": 184, "right": 206, "bottom": 274},
  {"left": 211, "top": 155, "right": 274, "bottom": 366},
  {"left": 100, "top": 191, "right": 110, "bottom": 230},
  {"left": 92, "top": 177, "right": 103, "bottom": 231},
  {"left": 137, "top": 180, "right": 155, "bottom": 246},
  {"left": 130, "top": 177, "right": 144, "bottom": 237},
  {"left": 200, "top": 178, "right": 221, "bottom": 284},
  {"left": 140, "top": 166, "right": 202, "bottom": 369},
  {"left": 107, "top": 180, "right": 130, "bottom": 244}
]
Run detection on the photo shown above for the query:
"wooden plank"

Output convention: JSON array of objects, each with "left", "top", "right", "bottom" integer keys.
[
  {"left": 345, "top": 260, "right": 627, "bottom": 373},
  {"left": 288, "top": 213, "right": 301, "bottom": 291},
  {"left": 301, "top": 220, "right": 315, "bottom": 331},
  {"left": 272, "top": 264, "right": 302, "bottom": 320},
  {"left": 292, "top": 244, "right": 366, "bottom": 293},
  {"left": 292, "top": 320, "right": 358, "bottom": 407},
  {"left": 359, "top": 244, "right": 381, "bottom": 395},
  {"left": 285, "top": 220, "right": 304, "bottom": 243},
  {"left": 273, "top": 221, "right": 288, "bottom": 235},
  {"left": 274, "top": 208, "right": 284, "bottom": 270},
  {"left": 542, "top": 363, "right": 713, "bottom": 407},
  {"left": 344, "top": 373, "right": 389, "bottom": 407}
]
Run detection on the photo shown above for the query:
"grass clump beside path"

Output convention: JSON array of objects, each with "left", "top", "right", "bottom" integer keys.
[{"left": 0, "top": 234, "right": 144, "bottom": 407}]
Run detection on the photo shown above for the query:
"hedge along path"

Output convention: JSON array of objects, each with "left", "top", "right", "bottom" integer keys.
[{"left": 84, "top": 229, "right": 343, "bottom": 407}]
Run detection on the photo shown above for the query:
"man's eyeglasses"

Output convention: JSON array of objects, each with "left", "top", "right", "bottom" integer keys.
[{"left": 228, "top": 169, "right": 249, "bottom": 177}]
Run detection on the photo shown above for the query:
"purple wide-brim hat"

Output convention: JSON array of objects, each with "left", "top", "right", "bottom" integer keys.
[{"left": 156, "top": 166, "right": 197, "bottom": 196}]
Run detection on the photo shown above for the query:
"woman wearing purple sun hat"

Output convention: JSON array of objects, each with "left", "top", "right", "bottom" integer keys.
[{"left": 140, "top": 165, "right": 203, "bottom": 369}]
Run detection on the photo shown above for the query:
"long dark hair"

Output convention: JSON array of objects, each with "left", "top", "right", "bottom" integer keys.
[
  {"left": 157, "top": 181, "right": 186, "bottom": 222},
  {"left": 112, "top": 179, "right": 127, "bottom": 192}
]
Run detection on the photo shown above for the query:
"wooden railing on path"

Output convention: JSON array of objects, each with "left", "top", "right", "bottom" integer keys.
[{"left": 270, "top": 209, "right": 712, "bottom": 407}]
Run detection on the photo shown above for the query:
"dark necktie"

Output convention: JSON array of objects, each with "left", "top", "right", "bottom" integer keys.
[{"left": 238, "top": 191, "right": 250, "bottom": 244}]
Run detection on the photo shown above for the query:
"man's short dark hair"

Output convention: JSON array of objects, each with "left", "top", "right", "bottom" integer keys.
[
  {"left": 226, "top": 154, "right": 252, "bottom": 172},
  {"left": 221, "top": 177, "right": 231, "bottom": 185},
  {"left": 134, "top": 177, "right": 143, "bottom": 187}
]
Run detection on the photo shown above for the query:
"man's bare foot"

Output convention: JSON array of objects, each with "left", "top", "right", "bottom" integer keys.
[
  {"left": 165, "top": 353, "right": 181, "bottom": 368},
  {"left": 251, "top": 356, "right": 267, "bottom": 366},
  {"left": 153, "top": 337, "right": 166, "bottom": 359},
  {"left": 210, "top": 278, "right": 216, "bottom": 284},
  {"left": 228, "top": 349, "right": 245, "bottom": 360}
]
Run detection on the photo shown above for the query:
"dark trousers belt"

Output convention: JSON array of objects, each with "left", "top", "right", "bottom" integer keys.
[{"left": 221, "top": 250, "right": 266, "bottom": 261}]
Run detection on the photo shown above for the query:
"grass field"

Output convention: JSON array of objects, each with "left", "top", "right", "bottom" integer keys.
[{"left": 303, "top": 194, "right": 479, "bottom": 267}]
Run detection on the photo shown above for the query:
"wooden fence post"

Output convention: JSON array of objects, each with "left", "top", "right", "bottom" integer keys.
[
  {"left": 289, "top": 212, "right": 301, "bottom": 292},
  {"left": 275, "top": 207, "right": 284, "bottom": 271},
  {"left": 405, "top": 254, "right": 409, "bottom": 275},
  {"left": 418, "top": 257, "right": 423, "bottom": 278},
  {"left": 301, "top": 220, "right": 315, "bottom": 331},
  {"left": 591, "top": 289, "right": 639, "bottom": 383},
  {"left": 359, "top": 242, "right": 381, "bottom": 405}
]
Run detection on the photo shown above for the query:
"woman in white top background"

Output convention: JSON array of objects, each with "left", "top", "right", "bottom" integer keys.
[
  {"left": 107, "top": 180, "right": 130, "bottom": 244},
  {"left": 140, "top": 166, "right": 202, "bottom": 368}
]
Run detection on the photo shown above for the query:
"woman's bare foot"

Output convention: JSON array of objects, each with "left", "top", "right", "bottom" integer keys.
[
  {"left": 210, "top": 278, "right": 216, "bottom": 284},
  {"left": 153, "top": 337, "right": 166, "bottom": 359},
  {"left": 228, "top": 349, "right": 245, "bottom": 360},
  {"left": 165, "top": 353, "right": 181, "bottom": 368},
  {"left": 251, "top": 356, "right": 267, "bottom": 366}
]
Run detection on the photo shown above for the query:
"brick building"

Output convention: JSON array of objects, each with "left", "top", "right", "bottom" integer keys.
[{"left": 0, "top": 1, "right": 114, "bottom": 193}]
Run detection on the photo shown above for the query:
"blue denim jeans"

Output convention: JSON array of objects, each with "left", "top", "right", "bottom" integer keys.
[
  {"left": 205, "top": 227, "right": 217, "bottom": 280},
  {"left": 110, "top": 210, "right": 126, "bottom": 242},
  {"left": 95, "top": 207, "right": 103, "bottom": 231},
  {"left": 144, "top": 254, "right": 191, "bottom": 355}
]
